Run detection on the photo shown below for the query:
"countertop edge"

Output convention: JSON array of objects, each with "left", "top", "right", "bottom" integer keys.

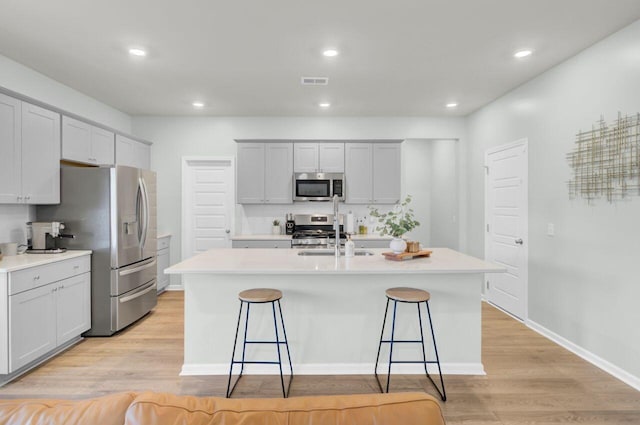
[{"left": 0, "top": 250, "right": 93, "bottom": 273}]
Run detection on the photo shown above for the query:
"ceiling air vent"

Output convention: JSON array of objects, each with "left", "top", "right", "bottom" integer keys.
[{"left": 301, "top": 76, "right": 329, "bottom": 85}]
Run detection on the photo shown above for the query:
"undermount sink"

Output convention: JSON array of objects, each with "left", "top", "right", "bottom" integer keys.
[{"left": 297, "top": 250, "right": 374, "bottom": 256}]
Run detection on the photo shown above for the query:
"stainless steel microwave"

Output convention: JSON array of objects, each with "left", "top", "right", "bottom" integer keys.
[{"left": 294, "top": 172, "right": 345, "bottom": 201}]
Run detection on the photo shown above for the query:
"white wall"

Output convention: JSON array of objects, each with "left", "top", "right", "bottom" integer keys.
[
  {"left": 0, "top": 53, "right": 132, "bottom": 246},
  {"left": 0, "top": 55, "right": 131, "bottom": 132},
  {"left": 132, "top": 117, "right": 467, "bottom": 274},
  {"left": 467, "top": 20, "right": 640, "bottom": 382}
]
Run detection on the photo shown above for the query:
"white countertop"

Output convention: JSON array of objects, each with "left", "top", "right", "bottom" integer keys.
[
  {"left": 0, "top": 250, "right": 92, "bottom": 273},
  {"left": 166, "top": 247, "right": 505, "bottom": 275},
  {"left": 230, "top": 234, "right": 392, "bottom": 241},
  {"left": 157, "top": 233, "right": 172, "bottom": 239}
]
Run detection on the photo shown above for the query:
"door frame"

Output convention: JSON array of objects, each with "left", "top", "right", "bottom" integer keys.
[
  {"left": 484, "top": 138, "right": 529, "bottom": 320},
  {"left": 182, "top": 156, "right": 236, "bottom": 262}
]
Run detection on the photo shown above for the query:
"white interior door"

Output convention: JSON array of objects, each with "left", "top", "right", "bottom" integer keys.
[
  {"left": 182, "top": 157, "right": 235, "bottom": 259},
  {"left": 485, "top": 139, "right": 528, "bottom": 320}
]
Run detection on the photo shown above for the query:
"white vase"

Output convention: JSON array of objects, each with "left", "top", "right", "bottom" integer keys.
[
  {"left": 272, "top": 225, "right": 281, "bottom": 235},
  {"left": 389, "top": 237, "right": 406, "bottom": 254}
]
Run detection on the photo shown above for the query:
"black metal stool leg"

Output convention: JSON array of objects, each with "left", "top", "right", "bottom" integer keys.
[
  {"left": 385, "top": 300, "right": 399, "bottom": 393},
  {"left": 374, "top": 298, "right": 390, "bottom": 393},
  {"left": 417, "top": 303, "right": 429, "bottom": 375},
  {"left": 271, "top": 301, "right": 287, "bottom": 398},
  {"left": 240, "top": 302, "right": 251, "bottom": 376},
  {"left": 226, "top": 300, "right": 244, "bottom": 398},
  {"left": 425, "top": 300, "right": 447, "bottom": 401},
  {"left": 277, "top": 299, "right": 294, "bottom": 397}
]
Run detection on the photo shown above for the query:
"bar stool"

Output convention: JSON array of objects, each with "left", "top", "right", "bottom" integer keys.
[
  {"left": 374, "top": 287, "right": 446, "bottom": 401},
  {"left": 226, "top": 288, "right": 293, "bottom": 398}
]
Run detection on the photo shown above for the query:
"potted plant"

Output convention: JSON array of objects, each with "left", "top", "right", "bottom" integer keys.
[
  {"left": 272, "top": 219, "right": 281, "bottom": 235},
  {"left": 369, "top": 196, "right": 420, "bottom": 253}
]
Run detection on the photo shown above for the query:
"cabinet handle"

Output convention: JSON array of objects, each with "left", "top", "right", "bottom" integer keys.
[
  {"left": 59, "top": 284, "right": 65, "bottom": 289},
  {"left": 25, "top": 195, "right": 30, "bottom": 201},
  {"left": 33, "top": 275, "right": 40, "bottom": 280},
  {"left": 17, "top": 196, "right": 22, "bottom": 201},
  {"left": 73, "top": 265, "right": 80, "bottom": 269},
  {"left": 52, "top": 287, "right": 57, "bottom": 292}
]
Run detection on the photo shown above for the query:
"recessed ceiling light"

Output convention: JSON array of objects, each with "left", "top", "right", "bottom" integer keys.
[
  {"left": 128, "top": 48, "right": 147, "bottom": 57},
  {"left": 192, "top": 101, "right": 205, "bottom": 108},
  {"left": 514, "top": 49, "right": 533, "bottom": 59},
  {"left": 446, "top": 102, "right": 458, "bottom": 108},
  {"left": 323, "top": 49, "right": 339, "bottom": 57},
  {"left": 319, "top": 102, "right": 331, "bottom": 108}
]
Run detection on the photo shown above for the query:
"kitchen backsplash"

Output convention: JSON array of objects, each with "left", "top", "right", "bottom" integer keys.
[
  {"left": 236, "top": 203, "right": 380, "bottom": 235},
  {"left": 0, "top": 204, "right": 34, "bottom": 245}
]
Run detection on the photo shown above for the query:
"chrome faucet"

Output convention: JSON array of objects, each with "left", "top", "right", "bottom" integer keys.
[{"left": 333, "top": 194, "right": 340, "bottom": 257}]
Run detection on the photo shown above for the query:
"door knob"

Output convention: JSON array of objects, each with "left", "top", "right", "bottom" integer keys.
[
  {"left": 225, "top": 229, "right": 230, "bottom": 234},
  {"left": 515, "top": 238, "right": 523, "bottom": 245}
]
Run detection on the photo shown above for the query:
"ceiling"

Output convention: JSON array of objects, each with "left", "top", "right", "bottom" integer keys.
[{"left": 1, "top": 1, "right": 640, "bottom": 117}]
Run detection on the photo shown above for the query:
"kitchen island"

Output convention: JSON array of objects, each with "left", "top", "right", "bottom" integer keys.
[{"left": 166, "top": 248, "right": 504, "bottom": 376}]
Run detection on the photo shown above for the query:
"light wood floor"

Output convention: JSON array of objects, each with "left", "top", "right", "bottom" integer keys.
[{"left": 1, "top": 291, "right": 639, "bottom": 424}]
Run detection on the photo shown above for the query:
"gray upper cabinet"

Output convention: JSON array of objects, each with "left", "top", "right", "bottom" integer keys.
[
  {"left": 345, "top": 143, "right": 372, "bottom": 204},
  {"left": 237, "top": 142, "right": 293, "bottom": 204},
  {"left": 372, "top": 143, "right": 402, "bottom": 204},
  {"left": 294, "top": 142, "right": 344, "bottom": 173},
  {"left": 345, "top": 142, "right": 401, "bottom": 204},
  {"left": 116, "top": 134, "right": 150, "bottom": 170},
  {"left": 0, "top": 94, "right": 60, "bottom": 205},
  {"left": 62, "top": 116, "right": 115, "bottom": 166},
  {"left": 0, "top": 93, "right": 21, "bottom": 203}
]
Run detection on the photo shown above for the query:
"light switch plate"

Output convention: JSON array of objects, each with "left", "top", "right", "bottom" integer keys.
[{"left": 547, "top": 223, "right": 555, "bottom": 236}]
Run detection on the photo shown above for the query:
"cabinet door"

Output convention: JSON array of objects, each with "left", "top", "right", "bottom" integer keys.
[
  {"left": 156, "top": 249, "right": 170, "bottom": 292},
  {"left": 373, "top": 143, "right": 401, "bottom": 204},
  {"left": 293, "top": 143, "right": 318, "bottom": 172},
  {"left": 61, "top": 116, "right": 91, "bottom": 163},
  {"left": 265, "top": 143, "right": 293, "bottom": 204},
  {"left": 237, "top": 143, "right": 265, "bottom": 203},
  {"left": 56, "top": 273, "right": 91, "bottom": 345},
  {"left": 0, "top": 93, "right": 21, "bottom": 203},
  {"left": 91, "top": 126, "right": 115, "bottom": 165},
  {"left": 345, "top": 143, "right": 372, "bottom": 204},
  {"left": 9, "top": 282, "right": 57, "bottom": 372},
  {"left": 318, "top": 143, "right": 344, "bottom": 172},
  {"left": 21, "top": 102, "right": 60, "bottom": 204},
  {"left": 115, "top": 134, "right": 136, "bottom": 167}
]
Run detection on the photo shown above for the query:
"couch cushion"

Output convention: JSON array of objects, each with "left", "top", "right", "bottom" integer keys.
[
  {"left": 0, "top": 392, "right": 136, "bottom": 425},
  {"left": 125, "top": 391, "right": 445, "bottom": 425}
]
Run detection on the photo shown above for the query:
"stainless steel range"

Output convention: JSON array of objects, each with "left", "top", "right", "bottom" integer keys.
[{"left": 291, "top": 214, "right": 346, "bottom": 248}]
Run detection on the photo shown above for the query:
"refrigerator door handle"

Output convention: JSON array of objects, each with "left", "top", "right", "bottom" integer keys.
[
  {"left": 139, "top": 176, "right": 149, "bottom": 250},
  {"left": 119, "top": 280, "right": 156, "bottom": 303},
  {"left": 119, "top": 259, "right": 157, "bottom": 276}
]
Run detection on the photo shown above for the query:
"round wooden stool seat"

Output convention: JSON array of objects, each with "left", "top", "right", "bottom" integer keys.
[
  {"left": 385, "top": 287, "right": 430, "bottom": 303},
  {"left": 239, "top": 288, "right": 283, "bottom": 303}
]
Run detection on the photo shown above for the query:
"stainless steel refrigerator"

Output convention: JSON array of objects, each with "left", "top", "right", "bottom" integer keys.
[{"left": 37, "top": 165, "right": 157, "bottom": 336}]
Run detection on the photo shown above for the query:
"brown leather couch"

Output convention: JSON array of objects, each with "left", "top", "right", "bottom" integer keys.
[{"left": 0, "top": 391, "right": 445, "bottom": 424}]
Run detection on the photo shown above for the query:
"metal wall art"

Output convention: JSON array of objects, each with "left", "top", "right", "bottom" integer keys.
[{"left": 567, "top": 112, "right": 640, "bottom": 202}]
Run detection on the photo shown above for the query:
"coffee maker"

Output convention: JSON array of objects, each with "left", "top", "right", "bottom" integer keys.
[{"left": 27, "top": 221, "right": 74, "bottom": 253}]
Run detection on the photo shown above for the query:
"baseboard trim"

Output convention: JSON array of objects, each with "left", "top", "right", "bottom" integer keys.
[
  {"left": 166, "top": 284, "right": 184, "bottom": 291},
  {"left": 526, "top": 319, "right": 640, "bottom": 392},
  {"left": 180, "top": 362, "right": 485, "bottom": 376}
]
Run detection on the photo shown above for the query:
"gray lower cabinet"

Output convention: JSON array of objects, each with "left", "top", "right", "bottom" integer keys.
[
  {"left": 1, "top": 255, "right": 91, "bottom": 375},
  {"left": 352, "top": 239, "right": 391, "bottom": 249},
  {"left": 232, "top": 240, "right": 292, "bottom": 249}
]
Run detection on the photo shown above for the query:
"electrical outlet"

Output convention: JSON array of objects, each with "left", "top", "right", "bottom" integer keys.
[{"left": 547, "top": 223, "right": 555, "bottom": 236}]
